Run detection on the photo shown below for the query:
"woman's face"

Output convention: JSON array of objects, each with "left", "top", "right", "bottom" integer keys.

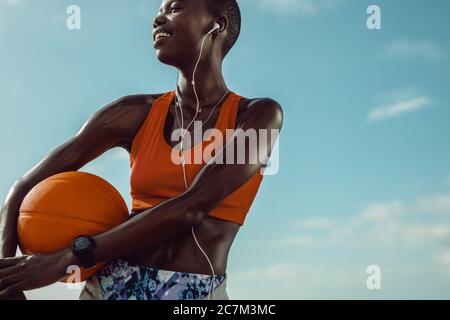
[{"left": 153, "top": 0, "right": 214, "bottom": 67}]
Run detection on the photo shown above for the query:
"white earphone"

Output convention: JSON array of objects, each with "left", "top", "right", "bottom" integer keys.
[{"left": 176, "top": 21, "right": 224, "bottom": 301}]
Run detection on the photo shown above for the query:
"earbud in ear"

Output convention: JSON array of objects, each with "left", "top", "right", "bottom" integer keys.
[{"left": 207, "top": 22, "right": 220, "bottom": 36}]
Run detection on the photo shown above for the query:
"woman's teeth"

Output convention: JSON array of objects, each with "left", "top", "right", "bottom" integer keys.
[{"left": 156, "top": 33, "right": 171, "bottom": 40}]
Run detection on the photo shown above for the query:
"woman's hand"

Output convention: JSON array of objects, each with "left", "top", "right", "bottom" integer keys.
[
  {"left": 0, "top": 248, "right": 75, "bottom": 299},
  {"left": 3, "top": 291, "right": 27, "bottom": 300}
]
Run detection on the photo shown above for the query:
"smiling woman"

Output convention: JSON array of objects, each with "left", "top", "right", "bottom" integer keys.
[{"left": 0, "top": 0, "right": 283, "bottom": 301}]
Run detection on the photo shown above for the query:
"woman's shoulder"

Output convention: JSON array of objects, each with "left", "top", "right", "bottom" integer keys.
[
  {"left": 238, "top": 96, "right": 282, "bottom": 111},
  {"left": 102, "top": 93, "right": 166, "bottom": 151},
  {"left": 236, "top": 95, "right": 284, "bottom": 128},
  {"left": 114, "top": 92, "right": 168, "bottom": 118}
]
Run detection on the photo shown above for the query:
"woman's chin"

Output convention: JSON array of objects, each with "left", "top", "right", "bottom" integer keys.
[{"left": 155, "top": 51, "right": 176, "bottom": 66}]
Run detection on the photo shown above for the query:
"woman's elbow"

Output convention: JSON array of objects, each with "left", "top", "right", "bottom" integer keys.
[{"left": 185, "top": 203, "right": 209, "bottom": 226}]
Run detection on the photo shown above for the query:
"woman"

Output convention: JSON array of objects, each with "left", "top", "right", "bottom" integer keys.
[{"left": 0, "top": 0, "right": 283, "bottom": 300}]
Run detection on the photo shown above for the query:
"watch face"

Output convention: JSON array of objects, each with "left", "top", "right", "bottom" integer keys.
[{"left": 74, "top": 237, "right": 92, "bottom": 250}]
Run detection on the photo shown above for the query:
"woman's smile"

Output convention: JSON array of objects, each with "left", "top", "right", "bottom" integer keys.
[{"left": 153, "top": 33, "right": 172, "bottom": 48}]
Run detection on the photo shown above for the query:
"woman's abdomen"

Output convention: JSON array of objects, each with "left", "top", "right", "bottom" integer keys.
[{"left": 122, "top": 216, "right": 236, "bottom": 276}]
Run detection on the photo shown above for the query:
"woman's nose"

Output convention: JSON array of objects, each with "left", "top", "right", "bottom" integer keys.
[{"left": 153, "top": 13, "right": 167, "bottom": 30}]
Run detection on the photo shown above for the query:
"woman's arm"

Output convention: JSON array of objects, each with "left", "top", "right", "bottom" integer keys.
[
  {"left": 0, "top": 96, "right": 143, "bottom": 258},
  {"left": 0, "top": 95, "right": 151, "bottom": 298}
]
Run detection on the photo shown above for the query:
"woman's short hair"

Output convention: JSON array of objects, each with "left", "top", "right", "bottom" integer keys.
[{"left": 203, "top": 0, "right": 241, "bottom": 59}]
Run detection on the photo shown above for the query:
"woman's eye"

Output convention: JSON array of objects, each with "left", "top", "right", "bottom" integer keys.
[{"left": 170, "top": 7, "right": 181, "bottom": 13}]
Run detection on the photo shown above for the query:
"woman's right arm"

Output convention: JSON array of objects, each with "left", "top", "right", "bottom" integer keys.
[{"left": 0, "top": 94, "right": 153, "bottom": 260}]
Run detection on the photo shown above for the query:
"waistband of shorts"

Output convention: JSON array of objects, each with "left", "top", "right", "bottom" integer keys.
[{"left": 113, "top": 258, "right": 227, "bottom": 278}]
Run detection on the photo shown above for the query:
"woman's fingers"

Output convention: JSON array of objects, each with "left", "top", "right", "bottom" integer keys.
[
  {"left": 0, "top": 264, "right": 21, "bottom": 280},
  {"left": 0, "top": 257, "right": 23, "bottom": 268},
  {"left": 0, "top": 271, "right": 25, "bottom": 291},
  {"left": 0, "top": 280, "right": 28, "bottom": 299}
]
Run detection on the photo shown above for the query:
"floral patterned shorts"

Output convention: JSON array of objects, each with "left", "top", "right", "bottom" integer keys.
[{"left": 80, "top": 258, "right": 228, "bottom": 300}]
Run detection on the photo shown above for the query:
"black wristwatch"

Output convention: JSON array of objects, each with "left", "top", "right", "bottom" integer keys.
[{"left": 71, "top": 235, "right": 96, "bottom": 268}]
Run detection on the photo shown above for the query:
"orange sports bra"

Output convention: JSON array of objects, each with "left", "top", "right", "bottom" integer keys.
[{"left": 129, "top": 90, "right": 264, "bottom": 226}]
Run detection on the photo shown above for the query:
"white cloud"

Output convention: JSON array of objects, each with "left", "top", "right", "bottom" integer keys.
[
  {"left": 272, "top": 191, "right": 450, "bottom": 250},
  {"left": 359, "top": 200, "right": 405, "bottom": 221},
  {"left": 229, "top": 262, "right": 362, "bottom": 299},
  {"left": 382, "top": 39, "right": 444, "bottom": 62},
  {"left": 415, "top": 193, "right": 450, "bottom": 215},
  {"left": 228, "top": 260, "right": 448, "bottom": 299},
  {"left": 247, "top": 0, "right": 343, "bottom": 16},
  {"left": 402, "top": 225, "right": 450, "bottom": 241},
  {"left": 237, "top": 179, "right": 450, "bottom": 298},
  {"left": 431, "top": 249, "right": 450, "bottom": 277},
  {"left": 439, "top": 251, "right": 450, "bottom": 268},
  {"left": 367, "top": 89, "right": 431, "bottom": 122},
  {"left": 368, "top": 96, "right": 430, "bottom": 122}
]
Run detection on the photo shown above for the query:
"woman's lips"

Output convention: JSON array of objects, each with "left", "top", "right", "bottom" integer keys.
[{"left": 153, "top": 34, "right": 171, "bottom": 47}]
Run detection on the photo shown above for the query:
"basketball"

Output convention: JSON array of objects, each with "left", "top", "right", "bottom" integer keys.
[{"left": 17, "top": 171, "right": 129, "bottom": 283}]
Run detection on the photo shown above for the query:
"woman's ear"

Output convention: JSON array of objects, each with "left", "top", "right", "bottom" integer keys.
[{"left": 215, "top": 16, "right": 228, "bottom": 34}]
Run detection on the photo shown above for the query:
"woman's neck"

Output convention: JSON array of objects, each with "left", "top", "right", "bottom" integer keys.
[{"left": 175, "top": 59, "right": 229, "bottom": 111}]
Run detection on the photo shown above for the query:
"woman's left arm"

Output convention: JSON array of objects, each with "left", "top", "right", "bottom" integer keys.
[{"left": 0, "top": 98, "right": 283, "bottom": 297}]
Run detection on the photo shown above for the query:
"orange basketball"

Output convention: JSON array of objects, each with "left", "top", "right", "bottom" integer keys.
[{"left": 17, "top": 171, "right": 129, "bottom": 283}]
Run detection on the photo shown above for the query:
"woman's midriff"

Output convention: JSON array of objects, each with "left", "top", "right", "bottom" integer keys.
[{"left": 121, "top": 215, "right": 240, "bottom": 276}]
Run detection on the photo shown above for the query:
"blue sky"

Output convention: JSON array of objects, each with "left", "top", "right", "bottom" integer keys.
[{"left": 1, "top": 0, "right": 449, "bottom": 299}]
